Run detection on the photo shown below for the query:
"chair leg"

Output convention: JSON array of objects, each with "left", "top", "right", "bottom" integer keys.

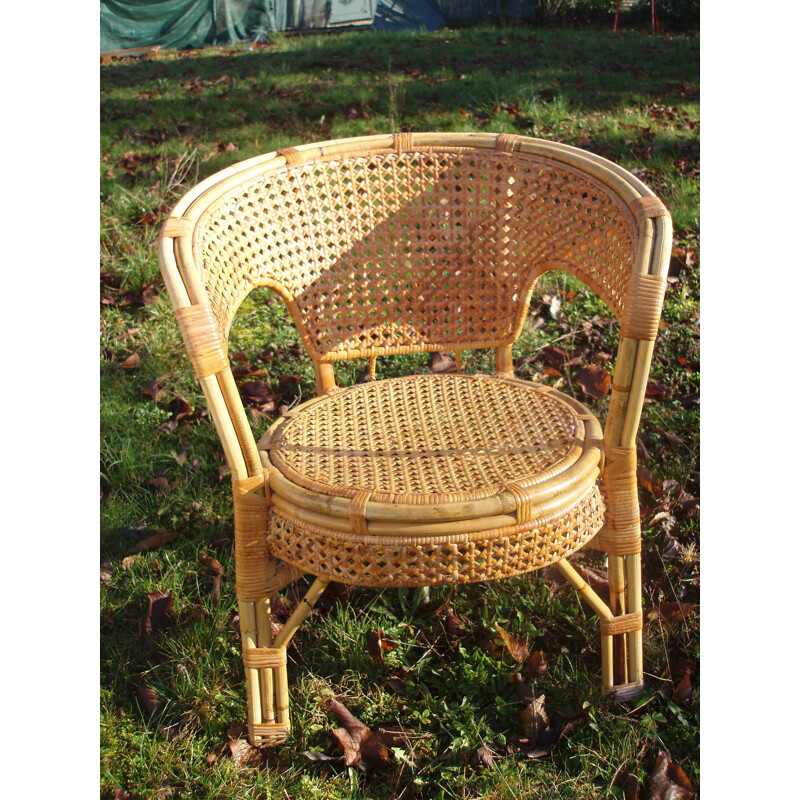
[
  {"left": 601, "top": 552, "right": 644, "bottom": 700},
  {"left": 554, "top": 556, "right": 644, "bottom": 699},
  {"left": 240, "top": 595, "right": 291, "bottom": 746},
  {"left": 239, "top": 576, "right": 331, "bottom": 746}
]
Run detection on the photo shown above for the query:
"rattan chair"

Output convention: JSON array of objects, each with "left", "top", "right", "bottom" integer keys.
[{"left": 158, "top": 132, "right": 671, "bottom": 747}]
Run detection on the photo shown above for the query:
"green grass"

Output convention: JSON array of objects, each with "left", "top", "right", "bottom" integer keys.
[{"left": 101, "top": 23, "right": 699, "bottom": 800}]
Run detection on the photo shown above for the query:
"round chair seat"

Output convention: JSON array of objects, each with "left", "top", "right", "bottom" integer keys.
[{"left": 260, "top": 373, "right": 606, "bottom": 587}]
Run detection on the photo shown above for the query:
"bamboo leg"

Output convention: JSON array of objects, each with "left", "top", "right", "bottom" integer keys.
[
  {"left": 268, "top": 577, "right": 330, "bottom": 726},
  {"left": 255, "top": 598, "right": 274, "bottom": 723},
  {"left": 239, "top": 602, "right": 262, "bottom": 730},
  {"left": 554, "top": 559, "right": 615, "bottom": 691},
  {"left": 608, "top": 555, "right": 628, "bottom": 684},
  {"left": 273, "top": 577, "right": 331, "bottom": 648},
  {"left": 625, "top": 554, "right": 644, "bottom": 685}
]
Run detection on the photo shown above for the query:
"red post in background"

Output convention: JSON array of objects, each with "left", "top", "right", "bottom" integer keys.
[{"left": 615, "top": 1, "right": 659, "bottom": 34}]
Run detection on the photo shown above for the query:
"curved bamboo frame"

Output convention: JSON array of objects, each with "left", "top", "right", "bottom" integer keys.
[{"left": 158, "top": 133, "right": 672, "bottom": 745}]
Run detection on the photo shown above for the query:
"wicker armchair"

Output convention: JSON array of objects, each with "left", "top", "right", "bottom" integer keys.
[{"left": 158, "top": 132, "right": 671, "bottom": 747}]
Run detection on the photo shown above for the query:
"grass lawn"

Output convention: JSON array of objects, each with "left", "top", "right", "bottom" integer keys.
[{"left": 100, "top": 23, "right": 699, "bottom": 800}]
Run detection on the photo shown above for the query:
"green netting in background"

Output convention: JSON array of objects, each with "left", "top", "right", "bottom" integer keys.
[{"left": 100, "top": 0, "right": 535, "bottom": 51}]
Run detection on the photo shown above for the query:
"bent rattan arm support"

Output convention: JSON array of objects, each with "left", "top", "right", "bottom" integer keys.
[{"left": 158, "top": 132, "right": 672, "bottom": 745}]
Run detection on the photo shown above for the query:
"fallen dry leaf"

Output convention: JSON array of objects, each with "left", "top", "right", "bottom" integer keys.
[
  {"left": 137, "top": 685, "right": 165, "bottom": 717},
  {"left": 100, "top": 563, "right": 113, "bottom": 582},
  {"left": 673, "top": 671, "right": 693, "bottom": 706},
  {"left": 120, "top": 353, "right": 142, "bottom": 369},
  {"left": 495, "top": 624, "right": 530, "bottom": 663},
  {"left": 383, "top": 678, "right": 408, "bottom": 696},
  {"left": 441, "top": 603, "right": 466, "bottom": 643},
  {"left": 515, "top": 676, "right": 548, "bottom": 742},
  {"left": 646, "top": 602, "right": 698, "bottom": 626},
  {"left": 368, "top": 630, "right": 385, "bottom": 665},
  {"left": 525, "top": 650, "right": 548, "bottom": 679},
  {"left": 470, "top": 745, "right": 495, "bottom": 769},
  {"left": 127, "top": 530, "right": 179, "bottom": 555},
  {"left": 653, "top": 426, "right": 683, "bottom": 449},
  {"left": 637, "top": 468, "right": 662, "bottom": 496},
  {"left": 576, "top": 364, "right": 611, "bottom": 399},
  {"left": 199, "top": 555, "right": 225, "bottom": 576},
  {"left": 142, "top": 590, "right": 173, "bottom": 649},
  {"left": 323, "top": 698, "right": 406, "bottom": 772},
  {"left": 645, "top": 751, "right": 694, "bottom": 799},
  {"left": 613, "top": 771, "right": 641, "bottom": 800},
  {"left": 228, "top": 737, "right": 263, "bottom": 769},
  {"left": 510, "top": 673, "right": 590, "bottom": 759}
]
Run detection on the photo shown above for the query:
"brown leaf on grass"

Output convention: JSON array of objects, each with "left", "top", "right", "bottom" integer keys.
[
  {"left": 645, "top": 381, "right": 669, "bottom": 399},
  {"left": 228, "top": 738, "right": 264, "bottom": 769},
  {"left": 146, "top": 476, "right": 171, "bottom": 492},
  {"left": 101, "top": 563, "right": 114, "bottom": 582},
  {"left": 430, "top": 351, "right": 456, "bottom": 373},
  {"left": 323, "top": 698, "right": 406, "bottom": 772},
  {"left": 676, "top": 494, "right": 700, "bottom": 520},
  {"left": 239, "top": 381, "right": 281, "bottom": 412},
  {"left": 114, "top": 789, "right": 138, "bottom": 800},
  {"left": 368, "top": 630, "right": 385, "bottom": 665},
  {"left": 525, "top": 650, "right": 548, "bottom": 679},
  {"left": 673, "top": 671, "right": 693, "bottom": 706},
  {"left": 199, "top": 555, "right": 225, "bottom": 576},
  {"left": 637, "top": 468, "right": 662, "bottom": 496},
  {"left": 441, "top": 603, "right": 466, "bottom": 642},
  {"left": 511, "top": 674, "right": 590, "bottom": 758},
  {"left": 231, "top": 363, "right": 265, "bottom": 379},
  {"left": 653, "top": 426, "right": 683, "bottom": 449},
  {"left": 383, "top": 678, "right": 408, "bottom": 696},
  {"left": 218, "top": 464, "right": 231, "bottom": 482},
  {"left": 613, "top": 772, "right": 641, "bottom": 800},
  {"left": 646, "top": 602, "right": 698, "bottom": 626},
  {"left": 325, "top": 698, "right": 388, "bottom": 770},
  {"left": 211, "top": 575, "right": 222, "bottom": 610},
  {"left": 137, "top": 685, "right": 165, "bottom": 717},
  {"left": 645, "top": 751, "right": 695, "bottom": 800},
  {"left": 542, "top": 346, "right": 568, "bottom": 367},
  {"left": 166, "top": 395, "right": 192, "bottom": 423},
  {"left": 576, "top": 365, "right": 611, "bottom": 399},
  {"left": 495, "top": 624, "right": 530, "bottom": 663},
  {"left": 120, "top": 352, "right": 141, "bottom": 369},
  {"left": 470, "top": 746, "right": 495, "bottom": 769},
  {"left": 142, "top": 590, "right": 173, "bottom": 649},
  {"left": 126, "top": 530, "right": 179, "bottom": 554},
  {"left": 514, "top": 673, "right": 548, "bottom": 741},
  {"left": 141, "top": 374, "right": 172, "bottom": 402}
]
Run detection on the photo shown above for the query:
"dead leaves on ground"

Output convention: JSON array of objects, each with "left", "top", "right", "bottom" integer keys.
[
  {"left": 141, "top": 589, "right": 173, "bottom": 649},
  {"left": 510, "top": 672, "right": 590, "bottom": 760},
  {"left": 645, "top": 751, "right": 695, "bottom": 799}
]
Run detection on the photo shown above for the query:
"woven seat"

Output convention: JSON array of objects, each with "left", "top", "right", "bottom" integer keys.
[
  {"left": 158, "top": 132, "right": 672, "bottom": 746},
  {"left": 261, "top": 373, "right": 605, "bottom": 586}
]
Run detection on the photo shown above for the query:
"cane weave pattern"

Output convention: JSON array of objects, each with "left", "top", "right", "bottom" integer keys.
[
  {"left": 195, "top": 149, "right": 637, "bottom": 357},
  {"left": 268, "top": 485, "right": 604, "bottom": 587},
  {"left": 267, "top": 374, "right": 586, "bottom": 505}
]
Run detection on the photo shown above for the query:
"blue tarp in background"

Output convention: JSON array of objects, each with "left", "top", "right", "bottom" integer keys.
[{"left": 101, "top": 0, "right": 535, "bottom": 51}]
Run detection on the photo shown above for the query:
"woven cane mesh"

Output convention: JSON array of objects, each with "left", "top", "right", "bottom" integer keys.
[
  {"left": 195, "top": 148, "right": 636, "bottom": 355},
  {"left": 268, "top": 485, "right": 605, "bottom": 588},
  {"left": 268, "top": 374, "right": 585, "bottom": 504}
]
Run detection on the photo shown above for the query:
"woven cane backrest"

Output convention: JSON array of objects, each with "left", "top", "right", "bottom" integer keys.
[{"left": 193, "top": 147, "right": 638, "bottom": 360}]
